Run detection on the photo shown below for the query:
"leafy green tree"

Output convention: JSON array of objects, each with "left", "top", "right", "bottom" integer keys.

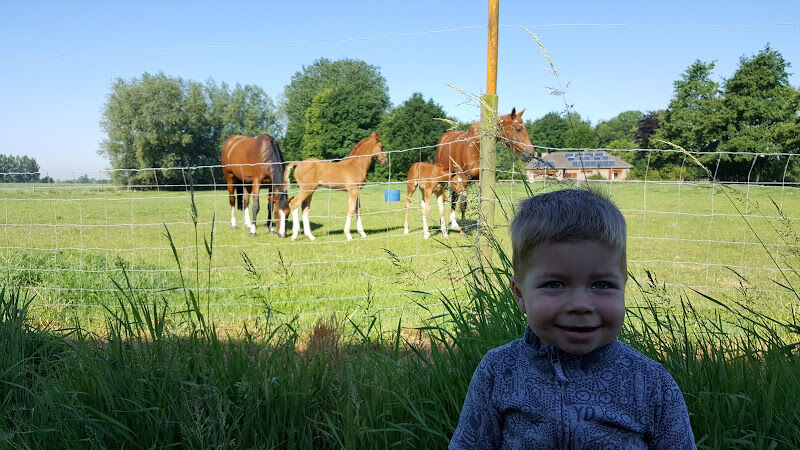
[
  {"left": 634, "top": 111, "right": 661, "bottom": 149},
  {"left": 526, "top": 112, "right": 569, "bottom": 148},
  {"left": 0, "top": 154, "right": 40, "bottom": 182},
  {"left": 526, "top": 112, "right": 597, "bottom": 149},
  {"left": 652, "top": 61, "right": 720, "bottom": 153},
  {"left": 208, "top": 82, "right": 281, "bottom": 148},
  {"left": 282, "top": 58, "right": 390, "bottom": 162},
  {"left": 595, "top": 110, "right": 642, "bottom": 147},
  {"left": 710, "top": 46, "right": 800, "bottom": 181},
  {"left": 100, "top": 73, "right": 279, "bottom": 186},
  {"left": 374, "top": 93, "right": 451, "bottom": 181},
  {"left": 301, "top": 83, "right": 387, "bottom": 163}
]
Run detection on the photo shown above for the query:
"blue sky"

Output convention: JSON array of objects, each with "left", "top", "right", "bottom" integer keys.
[{"left": 1, "top": 1, "right": 798, "bottom": 178}]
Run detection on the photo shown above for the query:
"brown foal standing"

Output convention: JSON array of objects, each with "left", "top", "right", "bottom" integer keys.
[
  {"left": 283, "top": 132, "right": 387, "bottom": 241},
  {"left": 403, "top": 162, "right": 468, "bottom": 239}
]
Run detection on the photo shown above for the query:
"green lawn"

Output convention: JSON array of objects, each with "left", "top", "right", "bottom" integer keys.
[{"left": 1, "top": 180, "right": 798, "bottom": 331}]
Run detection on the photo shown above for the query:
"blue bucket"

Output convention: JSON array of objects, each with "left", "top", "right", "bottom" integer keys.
[{"left": 384, "top": 189, "right": 400, "bottom": 202}]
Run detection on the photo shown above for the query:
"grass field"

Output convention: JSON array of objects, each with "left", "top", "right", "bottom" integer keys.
[{"left": 1, "top": 179, "right": 798, "bottom": 331}]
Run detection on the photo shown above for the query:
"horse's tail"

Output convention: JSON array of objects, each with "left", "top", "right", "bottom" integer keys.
[{"left": 284, "top": 161, "right": 298, "bottom": 193}]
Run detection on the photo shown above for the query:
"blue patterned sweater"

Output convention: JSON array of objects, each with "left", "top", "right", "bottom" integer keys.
[{"left": 449, "top": 327, "right": 696, "bottom": 449}]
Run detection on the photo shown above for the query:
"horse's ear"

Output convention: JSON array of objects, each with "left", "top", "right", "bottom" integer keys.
[
  {"left": 373, "top": 131, "right": 380, "bottom": 138},
  {"left": 511, "top": 107, "right": 517, "bottom": 117},
  {"left": 518, "top": 108, "right": 525, "bottom": 117}
]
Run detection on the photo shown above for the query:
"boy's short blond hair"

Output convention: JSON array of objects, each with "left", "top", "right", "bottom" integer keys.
[{"left": 510, "top": 188, "right": 627, "bottom": 278}]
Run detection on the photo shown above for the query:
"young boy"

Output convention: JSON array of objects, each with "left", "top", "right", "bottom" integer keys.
[{"left": 450, "top": 188, "right": 695, "bottom": 449}]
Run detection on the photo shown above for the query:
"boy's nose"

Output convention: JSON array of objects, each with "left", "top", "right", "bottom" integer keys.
[{"left": 564, "top": 291, "right": 595, "bottom": 313}]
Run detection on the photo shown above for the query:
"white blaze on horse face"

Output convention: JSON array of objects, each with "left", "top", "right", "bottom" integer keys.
[{"left": 231, "top": 206, "right": 237, "bottom": 229}]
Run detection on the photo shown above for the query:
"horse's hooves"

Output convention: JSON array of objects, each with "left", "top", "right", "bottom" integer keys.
[
  {"left": 460, "top": 230, "right": 465, "bottom": 236},
  {"left": 249, "top": 233, "right": 256, "bottom": 237},
  {"left": 232, "top": 226, "right": 238, "bottom": 230},
  {"left": 423, "top": 233, "right": 431, "bottom": 239}
]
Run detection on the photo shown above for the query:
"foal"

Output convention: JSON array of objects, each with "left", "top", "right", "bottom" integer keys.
[
  {"left": 403, "top": 162, "right": 468, "bottom": 239},
  {"left": 284, "top": 132, "right": 387, "bottom": 241}
]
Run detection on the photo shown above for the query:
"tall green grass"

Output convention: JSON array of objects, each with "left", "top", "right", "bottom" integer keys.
[{"left": 1, "top": 194, "right": 799, "bottom": 448}]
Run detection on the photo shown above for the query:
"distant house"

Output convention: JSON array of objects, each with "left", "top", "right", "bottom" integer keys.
[{"left": 526, "top": 151, "right": 633, "bottom": 181}]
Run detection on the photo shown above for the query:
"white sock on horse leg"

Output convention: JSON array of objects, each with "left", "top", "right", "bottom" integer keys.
[
  {"left": 450, "top": 210, "right": 460, "bottom": 229},
  {"left": 302, "top": 209, "right": 315, "bottom": 240},
  {"left": 278, "top": 210, "right": 286, "bottom": 236},
  {"left": 231, "top": 206, "right": 237, "bottom": 228},
  {"left": 292, "top": 209, "right": 300, "bottom": 240},
  {"left": 244, "top": 207, "right": 251, "bottom": 228},
  {"left": 344, "top": 214, "right": 353, "bottom": 241}
]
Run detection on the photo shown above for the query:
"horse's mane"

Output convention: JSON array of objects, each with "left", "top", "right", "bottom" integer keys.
[
  {"left": 350, "top": 134, "right": 377, "bottom": 156},
  {"left": 259, "top": 134, "right": 286, "bottom": 190}
]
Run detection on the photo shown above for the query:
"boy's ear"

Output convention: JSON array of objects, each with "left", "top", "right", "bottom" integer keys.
[{"left": 510, "top": 276, "right": 526, "bottom": 313}]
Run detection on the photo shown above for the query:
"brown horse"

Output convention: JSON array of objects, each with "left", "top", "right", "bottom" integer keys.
[
  {"left": 284, "top": 132, "right": 387, "bottom": 241},
  {"left": 403, "top": 162, "right": 468, "bottom": 239},
  {"left": 434, "top": 107, "right": 536, "bottom": 231},
  {"left": 221, "top": 134, "right": 290, "bottom": 237}
]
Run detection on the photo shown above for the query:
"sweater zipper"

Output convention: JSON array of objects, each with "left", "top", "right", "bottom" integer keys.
[{"left": 550, "top": 350, "right": 569, "bottom": 447}]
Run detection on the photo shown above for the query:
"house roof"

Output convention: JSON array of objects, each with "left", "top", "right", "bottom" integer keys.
[{"left": 527, "top": 151, "right": 633, "bottom": 170}]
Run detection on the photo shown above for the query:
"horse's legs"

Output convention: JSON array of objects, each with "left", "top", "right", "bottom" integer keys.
[
  {"left": 225, "top": 174, "right": 237, "bottom": 230},
  {"left": 449, "top": 189, "right": 461, "bottom": 231},
  {"left": 242, "top": 185, "right": 252, "bottom": 231},
  {"left": 437, "top": 189, "right": 448, "bottom": 239},
  {"left": 421, "top": 187, "right": 432, "bottom": 239},
  {"left": 355, "top": 193, "right": 366, "bottom": 238},
  {"left": 265, "top": 186, "right": 274, "bottom": 233},
  {"left": 343, "top": 188, "right": 359, "bottom": 241},
  {"left": 403, "top": 181, "right": 416, "bottom": 235},
  {"left": 301, "top": 194, "right": 315, "bottom": 240},
  {"left": 249, "top": 180, "right": 261, "bottom": 237}
]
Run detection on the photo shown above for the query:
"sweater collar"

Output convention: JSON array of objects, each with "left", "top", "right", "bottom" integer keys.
[{"left": 522, "top": 326, "right": 619, "bottom": 369}]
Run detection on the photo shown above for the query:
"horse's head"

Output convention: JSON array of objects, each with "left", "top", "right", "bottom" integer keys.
[
  {"left": 449, "top": 172, "right": 469, "bottom": 198},
  {"left": 449, "top": 159, "right": 469, "bottom": 198},
  {"left": 499, "top": 107, "right": 537, "bottom": 161},
  {"left": 370, "top": 132, "right": 388, "bottom": 165}
]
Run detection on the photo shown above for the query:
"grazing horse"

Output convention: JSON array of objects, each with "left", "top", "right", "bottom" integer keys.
[
  {"left": 435, "top": 107, "right": 536, "bottom": 231},
  {"left": 221, "top": 134, "right": 290, "bottom": 237},
  {"left": 284, "top": 132, "right": 387, "bottom": 241},
  {"left": 403, "top": 162, "right": 468, "bottom": 239}
]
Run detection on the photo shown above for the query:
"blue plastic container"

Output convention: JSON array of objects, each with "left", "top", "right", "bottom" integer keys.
[{"left": 384, "top": 189, "right": 400, "bottom": 202}]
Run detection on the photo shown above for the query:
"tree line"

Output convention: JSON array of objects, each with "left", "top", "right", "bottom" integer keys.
[
  {"left": 99, "top": 46, "right": 799, "bottom": 186},
  {"left": 0, "top": 154, "right": 48, "bottom": 183}
]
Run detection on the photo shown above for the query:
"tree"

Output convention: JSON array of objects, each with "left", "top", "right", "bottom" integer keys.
[
  {"left": 634, "top": 111, "right": 661, "bottom": 149},
  {"left": 300, "top": 83, "right": 387, "bottom": 164},
  {"left": 595, "top": 110, "right": 642, "bottom": 147},
  {"left": 0, "top": 153, "right": 40, "bottom": 182},
  {"left": 652, "top": 61, "right": 720, "bottom": 154},
  {"left": 100, "top": 73, "right": 279, "bottom": 186},
  {"left": 374, "top": 93, "right": 451, "bottom": 181},
  {"left": 526, "top": 112, "right": 597, "bottom": 149},
  {"left": 710, "top": 46, "right": 800, "bottom": 181},
  {"left": 282, "top": 58, "right": 390, "bottom": 162}
]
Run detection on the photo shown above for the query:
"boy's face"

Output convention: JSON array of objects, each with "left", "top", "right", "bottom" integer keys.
[{"left": 511, "top": 240, "right": 626, "bottom": 355}]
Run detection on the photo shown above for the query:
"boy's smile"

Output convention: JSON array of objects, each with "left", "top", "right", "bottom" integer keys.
[{"left": 511, "top": 240, "right": 626, "bottom": 355}]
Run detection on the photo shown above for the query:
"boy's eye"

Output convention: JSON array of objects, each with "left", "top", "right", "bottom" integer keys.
[
  {"left": 592, "top": 281, "right": 615, "bottom": 290},
  {"left": 541, "top": 281, "right": 564, "bottom": 289}
]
